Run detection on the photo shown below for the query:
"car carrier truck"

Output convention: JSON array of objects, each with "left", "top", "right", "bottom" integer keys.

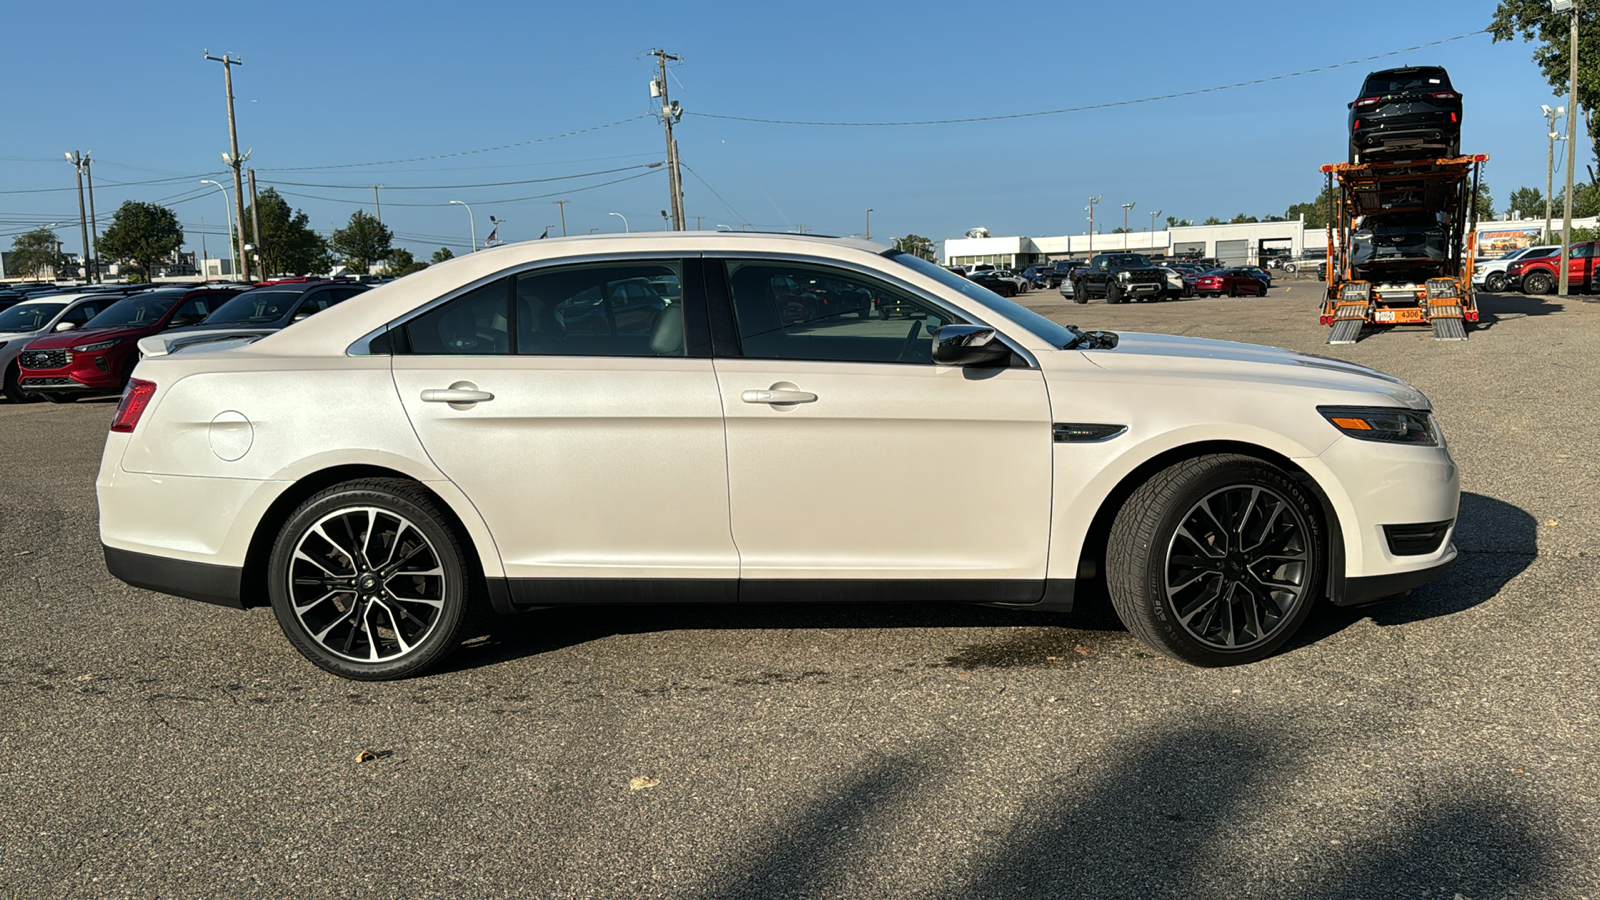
[{"left": 1317, "top": 154, "right": 1487, "bottom": 344}]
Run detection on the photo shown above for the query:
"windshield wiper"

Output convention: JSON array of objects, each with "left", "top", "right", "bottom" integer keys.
[{"left": 1062, "top": 325, "right": 1119, "bottom": 350}]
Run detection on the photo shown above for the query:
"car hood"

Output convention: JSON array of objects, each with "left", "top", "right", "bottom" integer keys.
[
  {"left": 21, "top": 324, "right": 162, "bottom": 350},
  {"left": 1061, "top": 331, "right": 1429, "bottom": 407}
]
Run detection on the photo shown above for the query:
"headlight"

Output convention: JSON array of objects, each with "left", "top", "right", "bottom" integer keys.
[
  {"left": 1117, "top": 271, "right": 1131, "bottom": 281},
  {"left": 71, "top": 338, "right": 120, "bottom": 353},
  {"left": 1318, "top": 406, "right": 1439, "bottom": 446}
]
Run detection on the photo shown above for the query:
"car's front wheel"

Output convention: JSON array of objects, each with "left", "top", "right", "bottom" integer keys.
[
  {"left": 268, "top": 478, "right": 478, "bottom": 680},
  {"left": 1484, "top": 272, "right": 1507, "bottom": 293},
  {"left": 1523, "top": 272, "right": 1554, "bottom": 295},
  {"left": 1106, "top": 454, "right": 1324, "bottom": 666},
  {"left": 3, "top": 363, "right": 38, "bottom": 404}
]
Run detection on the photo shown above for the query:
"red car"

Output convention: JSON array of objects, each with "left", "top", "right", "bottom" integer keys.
[
  {"left": 1192, "top": 268, "right": 1268, "bottom": 298},
  {"left": 17, "top": 285, "right": 243, "bottom": 402},
  {"left": 1508, "top": 241, "right": 1598, "bottom": 295}
]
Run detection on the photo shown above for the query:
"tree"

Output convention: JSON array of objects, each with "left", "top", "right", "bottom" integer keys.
[
  {"left": 1166, "top": 216, "right": 1193, "bottom": 228},
  {"left": 891, "top": 234, "right": 936, "bottom": 261},
  {"left": 8, "top": 227, "right": 60, "bottom": 279},
  {"left": 243, "top": 188, "right": 329, "bottom": 276},
  {"left": 1285, "top": 186, "right": 1339, "bottom": 228},
  {"left": 399, "top": 261, "right": 430, "bottom": 277},
  {"left": 97, "top": 201, "right": 183, "bottom": 282},
  {"left": 1201, "top": 216, "right": 1224, "bottom": 226},
  {"left": 1490, "top": 2, "right": 1600, "bottom": 164},
  {"left": 1475, "top": 178, "right": 1496, "bottom": 220},
  {"left": 1111, "top": 226, "right": 1131, "bottom": 234},
  {"left": 1229, "top": 213, "right": 1259, "bottom": 224},
  {"left": 383, "top": 248, "right": 416, "bottom": 277},
  {"left": 329, "top": 210, "right": 393, "bottom": 273},
  {"left": 431, "top": 246, "right": 455, "bottom": 264},
  {"left": 1554, "top": 180, "right": 1600, "bottom": 217},
  {"left": 1508, "top": 186, "right": 1545, "bottom": 220}
]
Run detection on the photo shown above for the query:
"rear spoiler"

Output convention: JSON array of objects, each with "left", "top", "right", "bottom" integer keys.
[{"left": 137, "top": 332, "right": 266, "bottom": 358}]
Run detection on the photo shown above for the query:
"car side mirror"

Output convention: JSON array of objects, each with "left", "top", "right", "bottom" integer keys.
[
  {"left": 932, "top": 325, "right": 1011, "bottom": 367},
  {"left": 54, "top": 321, "right": 77, "bottom": 332}
]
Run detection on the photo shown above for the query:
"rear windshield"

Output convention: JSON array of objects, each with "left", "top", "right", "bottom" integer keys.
[
  {"left": 1360, "top": 68, "right": 1452, "bottom": 95},
  {"left": 0, "top": 302, "right": 66, "bottom": 332},
  {"left": 83, "top": 291, "right": 187, "bottom": 329},
  {"left": 202, "top": 289, "right": 303, "bottom": 325}
]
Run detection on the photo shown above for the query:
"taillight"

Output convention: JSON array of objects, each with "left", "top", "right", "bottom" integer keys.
[
  {"left": 1430, "top": 91, "right": 1459, "bottom": 100},
  {"left": 1354, "top": 96, "right": 1381, "bottom": 108},
  {"left": 110, "top": 379, "right": 156, "bottom": 433},
  {"left": 1450, "top": 112, "right": 1458, "bottom": 123},
  {"left": 1353, "top": 119, "right": 1362, "bottom": 130}
]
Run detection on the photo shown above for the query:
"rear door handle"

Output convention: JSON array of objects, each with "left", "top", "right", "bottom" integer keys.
[
  {"left": 421, "top": 385, "right": 494, "bottom": 404},
  {"left": 741, "top": 388, "right": 817, "bottom": 405}
]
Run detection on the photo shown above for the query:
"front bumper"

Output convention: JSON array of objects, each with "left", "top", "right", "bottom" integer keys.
[{"left": 1119, "top": 281, "right": 1163, "bottom": 295}]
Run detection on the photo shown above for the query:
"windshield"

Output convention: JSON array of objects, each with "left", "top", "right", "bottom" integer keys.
[
  {"left": 202, "top": 289, "right": 302, "bottom": 325},
  {"left": 0, "top": 302, "right": 67, "bottom": 332},
  {"left": 885, "top": 251, "right": 1080, "bottom": 350},
  {"left": 83, "top": 292, "right": 185, "bottom": 329}
]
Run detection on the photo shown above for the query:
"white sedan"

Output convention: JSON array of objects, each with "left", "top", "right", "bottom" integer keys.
[{"left": 98, "top": 233, "right": 1459, "bottom": 679}]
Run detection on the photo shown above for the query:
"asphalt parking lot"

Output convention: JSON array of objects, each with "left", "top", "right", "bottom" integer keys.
[{"left": 2, "top": 287, "right": 1597, "bottom": 899}]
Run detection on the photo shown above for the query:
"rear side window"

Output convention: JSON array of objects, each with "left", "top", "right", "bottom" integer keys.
[{"left": 403, "top": 278, "right": 512, "bottom": 355}]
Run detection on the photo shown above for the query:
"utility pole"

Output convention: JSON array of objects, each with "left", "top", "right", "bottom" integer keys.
[
  {"left": 1560, "top": 0, "right": 1580, "bottom": 298},
  {"left": 693, "top": 215, "right": 703, "bottom": 230},
  {"left": 865, "top": 208, "right": 873, "bottom": 240},
  {"left": 1149, "top": 209, "right": 1161, "bottom": 240},
  {"left": 65, "top": 152, "right": 90, "bottom": 283},
  {"left": 248, "top": 168, "right": 264, "bottom": 276},
  {"left": 648, "top": 49, "right": 686, "bottom": 231},
  {"left": 554, "top": 200, "right": 570, "bottom": 236},
  {"left": 205, "top": 50, "right": 251, "bottom": 281},
  {"left": 84, "top": 153, "right": 100, "bottom": 282},
  {"left": 1086, "top": 195, "right": 1103, "bottom": 257},
  {"left": 1121, "top": 202, "right": 1136, "bottom": 251},
  {"left": 373, "top": 186, "right": 383, "bottom": 225}
]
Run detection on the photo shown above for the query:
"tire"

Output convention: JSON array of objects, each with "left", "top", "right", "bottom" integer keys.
[
  {"left": 267, "top": 478, "right": 480, "bottom": 680},
  {"left": 1106, "top": 454, "right": 1325, "bottom": 666},
  {"left": 1073, "top": 283, "right": 1087, "bottom": 304},
  {"left": 1229, "top": 284, "right": 1239, "bottom": 298},
  {"left": 1484, "top": 272, "right": 1507, "bottom": 293},
  {"left": 1523, "top": 272, "right": 1554, "bottom": 295},
  {"left": 3, "top": 362, "right": 38, "bottom": 404},
  {"left": 877, "top": 306, "right": 889, "bottom": 320},
  {"left": 1105, "top": 281, "right": 1121, "bottom": 304}
]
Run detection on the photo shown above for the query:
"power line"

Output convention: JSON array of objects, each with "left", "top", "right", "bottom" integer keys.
[
  {"left": 689, "top": 30, "right": 1490, "bottom": 127},
  {"left": 257, "top": 162, "right": 661, "bottom": 191},
  {"left": 272, "top": 167, "right": 664, "bottom": 208},
  {"left": 678, "top": 160, "right": 748, "bottom": 226},
  {"left": 256, "top": 115, "right": 652, "bottom": 172}
]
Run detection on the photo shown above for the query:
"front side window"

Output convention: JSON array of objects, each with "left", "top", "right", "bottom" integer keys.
[
  {"left": 0, "top": 303, "right": 66, "bottom": 331},
  {"left": 169, "top": 296, "right": 221, "bottom": 328},
  {"left": 60, "top": 301, "right": 101, "bottom": 326},
  {"left": 723, "top": 261, "right": 961, "bottom": 364}
]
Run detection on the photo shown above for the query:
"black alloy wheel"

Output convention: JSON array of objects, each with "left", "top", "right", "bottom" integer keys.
[
  {"left": 1523, "top": 272, "right": 1554, "bottom": 295},
  {"left": 268, "top": 478, "right": 479, "bottom": 680},
  {"left": 1106, "top": 454, "right": 1324, "bottom": 666},
  {"left": 1484, "top": 272, "right": 1507, "bottom": 293}
]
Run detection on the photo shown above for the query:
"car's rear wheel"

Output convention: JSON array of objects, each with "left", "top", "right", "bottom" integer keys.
[
  {"left": 1484, "top": 272, "right": 1507, "bottom": 293},
  {"left": 1106, "top": 454, "right": 1324, "bottom": 666},
  {"left": 1523, "top": 272, "right": 1554, "bottom": 295},
  {"left": 268, "top": 478, "right": 478, "bottom": 680}
]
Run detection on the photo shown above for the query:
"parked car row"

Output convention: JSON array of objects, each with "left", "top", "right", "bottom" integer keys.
[
  {"left": 0, "top": 279, "right": 368, "bottom": 403},
  {"left": 1053, "top": 253, "right": 1274, "bottom": 303}
]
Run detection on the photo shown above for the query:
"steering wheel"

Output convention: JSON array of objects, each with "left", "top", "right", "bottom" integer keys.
[{"left": 894, "top": 319, "right": 924, "bottom": 363}]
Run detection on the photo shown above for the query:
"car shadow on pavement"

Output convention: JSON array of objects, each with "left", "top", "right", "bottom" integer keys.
[
  {"left": 684, "top": 720, "right": 1558, "bottom": 899},
  {"left": 1298, "top": 491, "right": 1536, "bottom": 647},
  {"left": 1474, "top": 292, "right": 1568, "bottom": 329}
]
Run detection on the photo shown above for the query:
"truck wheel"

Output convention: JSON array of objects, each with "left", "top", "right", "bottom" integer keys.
[
  {"left": 1484, "top": 272, "right": 1507, "bottom": 293},
  {"left": 1523, "top": 272, "right": 1554, "bottom": 295},
  {"left": 1105, "top": 281, "right": 1121, "bottom": 304},
  {"left": 1106, "top": 454, "right": 1325, "bottom": 666}
]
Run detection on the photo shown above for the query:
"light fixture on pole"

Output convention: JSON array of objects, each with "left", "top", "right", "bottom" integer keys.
[
  {"left": 448, "top": 200, "right": 477, "bottom": 252},
  {"left": 609, "top": 212, "right": 630, "bottom": 233},
  {"left": 1121, "top": 202, "right": 1136, "bottom": 251},
  {"left": 200, "top": 179, "right": 238, "bottom": 280},
  {"left": 1086, "top": 195, "right": 1103, "bottom": 257}
]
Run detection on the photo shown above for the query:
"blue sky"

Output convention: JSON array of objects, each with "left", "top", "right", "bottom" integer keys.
[{"left": 0, "top": 0, "right": 1583, "bottom": 260}]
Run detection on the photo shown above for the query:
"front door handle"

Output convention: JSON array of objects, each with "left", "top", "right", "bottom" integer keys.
[
  {"left": 421, "top": 382, "right": 494, "bottom": 406},
  {"left": 741, "top": 386, "right": 817, "bottom": 405}
]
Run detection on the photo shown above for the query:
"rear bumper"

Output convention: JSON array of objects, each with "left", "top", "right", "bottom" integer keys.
[{"left": 103, "top": 544, "right": 246, "bottom": 609}]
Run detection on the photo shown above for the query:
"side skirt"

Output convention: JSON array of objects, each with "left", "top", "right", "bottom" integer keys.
[{"left": 489, "top": 578, "right": 1072, "bottom": 614}]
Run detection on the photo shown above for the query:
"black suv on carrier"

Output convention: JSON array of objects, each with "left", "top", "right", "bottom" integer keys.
[{"left": 1348, "top": 66, "right": 1462, "bottom": 163}]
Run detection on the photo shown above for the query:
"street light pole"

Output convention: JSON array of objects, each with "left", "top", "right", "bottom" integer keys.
[
  {"left": 84, "top": 153, "right": 100, "bottom": 282},
  {"left": 201, "top": 180, "right": 237, "bottom": 280},
  {"left": 1543, "top": 105, "right": 1565, "bottom": 243},
  {"left": 1121, "top": 202, "right": 1136, "bottom": 251},
  {"left": 449, "top": 200, "right": 476, "bottom": 251},
  {"left": 608, "top": 212, "right": 630, "bottom": 233},
  {"left": 1086, "top": 195, "right": 1102, "bottom": 257},
  {"left": 865, "top": 208, "right": 873, "bottom": 241}
]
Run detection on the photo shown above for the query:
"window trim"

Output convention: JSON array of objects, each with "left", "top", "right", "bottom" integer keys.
[
  {"left": 701, "top": 251, "right": 1038, "bottom": 368},
  {"left": 348, "top": 251, "right": 710, "bottom": 359}
]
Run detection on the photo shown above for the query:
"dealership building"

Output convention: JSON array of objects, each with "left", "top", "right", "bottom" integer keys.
[{"left": 943, "top": 217, "right": 1600, "bottom": 270}]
